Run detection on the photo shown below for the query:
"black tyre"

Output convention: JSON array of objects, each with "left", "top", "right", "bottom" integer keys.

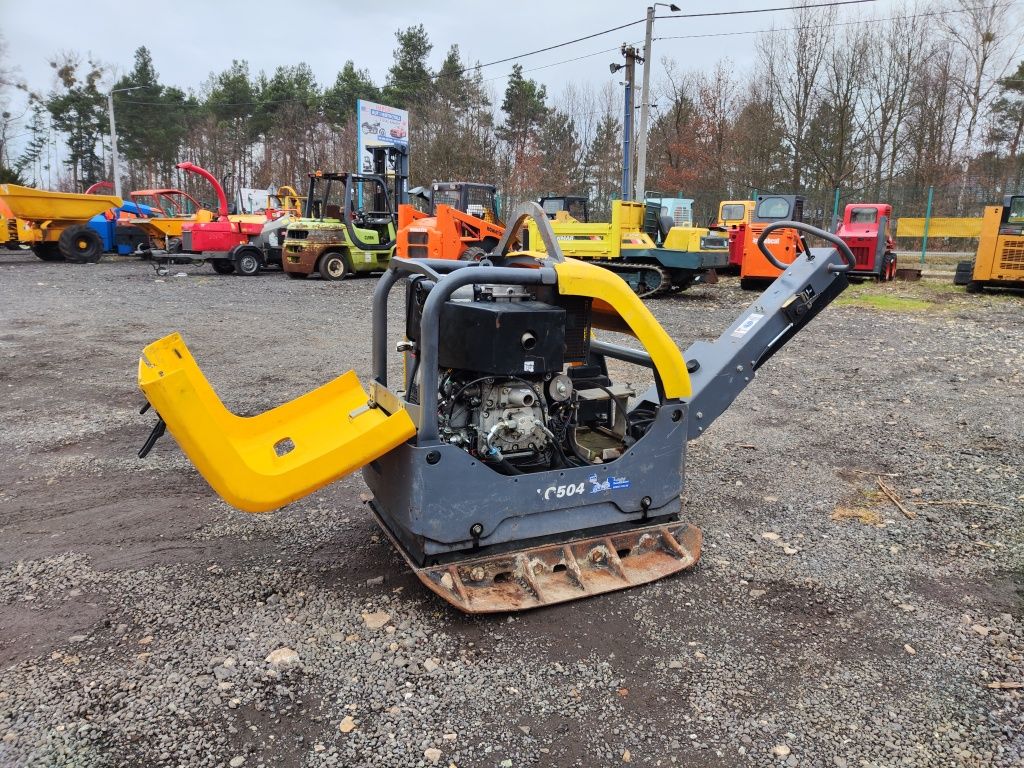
[
  {"left": 285, "top": 270, "right": 307, "bottom": 280},
  {"left": 739, "top": 277, "right": 759, "bottom": 291},
  {"left": 233, "top": 248, "right": 262, "bottom": 276},
  {"left": 460, "top": 246, "right": 488, "bottom": 261},
  {"left": 32, "top": 243, "right": 64, "bottom": 262},
  {"left": 58, "top": 225, "right": 104, "bottom": 263},
  {"left": 965, "top": 280, "right": 983, "bottom": 294},
  {"left": 953, "top": 260, "right": 974, "bottom": 286},
  {"left": 166, "top": 237, "right": 183, "bottom": 254},
  {"left": 211, "top": 259, "right": 235, "bottom": 275},
  {"left": 318, "top": 251, "right": 350, "bottom": 281}
]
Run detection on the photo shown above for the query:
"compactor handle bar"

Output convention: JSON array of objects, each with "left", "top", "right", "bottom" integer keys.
[{"left": 756, "top": 220, "right": 856, "bottom": 273}]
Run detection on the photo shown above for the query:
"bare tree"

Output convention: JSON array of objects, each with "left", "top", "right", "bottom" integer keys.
[
  {"left": 758, "top": 2, "right": 837, "bottom": 190},
  {"left": 942, "top": 0, "right": 1022, "bottom": 209}
]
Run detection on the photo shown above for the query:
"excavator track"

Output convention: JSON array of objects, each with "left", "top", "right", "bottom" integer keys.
[
  {"left": 370, "top": 503, "right": 701, "bottom": 613},
  {"left": 599, "top": 261, "right": 673, "bottom": 298}
]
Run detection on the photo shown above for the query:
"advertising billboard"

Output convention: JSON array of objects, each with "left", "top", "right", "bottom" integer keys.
[{"left": 356, "top": 99, "right": 409, "bottom": 173}]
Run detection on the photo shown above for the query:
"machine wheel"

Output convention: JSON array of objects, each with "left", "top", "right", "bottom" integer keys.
[
  {"left": 211, "top": 259, "right": 236, "bottom": 275},
  {"left": 318, "top": 251, "right": 351, "bottom": 281},
  {"left": 965, "top": 280, "right": 983, "bottom": 294},
  {"left": 460, "top": 246, "right": 488, "bottom": 261},
  {"left": 233, "top": 248, "right": 263, "bottom": 277},
  {"left": 166, "top": 237, "right": 183, "bottom": 254},
  {"left": 285, "top": 270, "right": 307, "bottom": 280},
  {"left": 739, "top": 277, "right": 759, "bottom": 291},
  {"left": 58, "top": 225, "right": 104, "bottom": 263},
  {"left": 31, "top": 243, "right": 64, "bottom": 262}
]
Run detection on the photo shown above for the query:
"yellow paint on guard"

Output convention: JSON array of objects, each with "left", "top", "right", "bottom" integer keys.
[
  {"left": 552, "top": 258, "right": 691, "bottom": 400},
  {"left": 137, "top": 333, "right": 416, "bottom": 513}
]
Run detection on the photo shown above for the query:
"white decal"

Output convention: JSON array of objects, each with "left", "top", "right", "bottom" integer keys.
[
  {"left": 731, "top": 313, "right": 764, "bottom": 338},
  {"left": 540, "top": 482, "right": 586, "bottom": 500}
]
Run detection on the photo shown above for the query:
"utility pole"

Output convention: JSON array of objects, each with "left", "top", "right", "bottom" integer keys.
[
  {"left": 107, "top": 85, "right": 143, "bottom": 198},
  {"left": 107, "top": 89, "right": 121, "bottom": 198},
  {"left": 634, "top": 3, "right": 679, "bottom": 203},
  {"left": 613, "top": 45, "right": 642, "bottom": 201}
]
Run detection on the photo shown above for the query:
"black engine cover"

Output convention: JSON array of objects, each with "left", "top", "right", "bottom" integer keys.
[{"left": 438, "top": 300, "right": 565, "bottom": 376}]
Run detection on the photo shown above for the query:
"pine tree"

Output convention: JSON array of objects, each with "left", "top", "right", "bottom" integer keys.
[
  {"left": 382, "top": 25, "right": 433, "bottom": 110},
  {"left": 324, "top": 61, "right": 379, "bottom": 124},
  {"left": 45, "top": 53, "right": 108, "bottom": 188},
  {"left": 497, "top": 64, "right": 548, "bottom": 202}
]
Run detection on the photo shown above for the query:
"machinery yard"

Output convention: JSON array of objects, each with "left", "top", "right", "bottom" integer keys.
[{"left": 0, "top": 253, "right": 1020, "bottom": 767}]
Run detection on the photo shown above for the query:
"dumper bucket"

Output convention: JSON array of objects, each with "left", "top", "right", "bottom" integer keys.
[
  {"left": 0, "top": 184, "right": 122, "bottom": 223},
  {"left": 138, "top": 333, "right": 416, "bottom": 512}
]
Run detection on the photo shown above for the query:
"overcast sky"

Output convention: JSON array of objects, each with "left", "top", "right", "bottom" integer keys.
[{"left": 2, "top": 0, "right": 901, "bottom": 155}]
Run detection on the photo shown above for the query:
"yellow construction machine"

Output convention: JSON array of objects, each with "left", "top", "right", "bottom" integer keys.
[
  {"left": 137, "top": 205, "right": 859, "bottom": 613},
  {"left": 954, "top": 194, "right": 1024, "bottom": 292},
  {"left": 524, "top": 199, "right": 728, "bottom": 297}
]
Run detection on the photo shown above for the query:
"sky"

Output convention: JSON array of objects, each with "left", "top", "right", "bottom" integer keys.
[{"left": 1, "top": 0, "right": 902, "bottom": 157}]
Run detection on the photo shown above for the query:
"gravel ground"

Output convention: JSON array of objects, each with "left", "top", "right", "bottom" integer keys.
[{"left": 0, "top": 251, "right": 1021, "bottom": 768}]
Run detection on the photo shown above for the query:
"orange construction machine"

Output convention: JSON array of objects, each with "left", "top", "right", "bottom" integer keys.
[
  {"left": 397, "top": 182, "right": 505, "bottom": 261},
  {"left": 739, "top": 194, "right": 805, "bottom": 290}
]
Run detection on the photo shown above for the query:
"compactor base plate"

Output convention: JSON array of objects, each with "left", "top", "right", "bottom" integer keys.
[{"left": 369, "top": 505, "right": 701, "bottom": 613}]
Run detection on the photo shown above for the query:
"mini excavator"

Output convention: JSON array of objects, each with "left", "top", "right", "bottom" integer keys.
[{"left": 137, "top": 206, "right": 857, "bottom": 613}]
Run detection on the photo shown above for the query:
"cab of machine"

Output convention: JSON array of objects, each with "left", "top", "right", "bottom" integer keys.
[
  {"left": 753, "top": 195, "right": 804, "bottom": 223},
  {"left": 540, "top": 195, "right": 590, "bottom": 223},
  {"left": 718, "top": 200, "right": 754, "bottom": 229},
  {"left": 1000, "top": 194, "right": 1024, "bottom": 234},
  {"left": 130, "top": 189, "right": 203, "bottom": 218},
  {"left": 432, "top": 182, "right": 498, "bottom": 221}
]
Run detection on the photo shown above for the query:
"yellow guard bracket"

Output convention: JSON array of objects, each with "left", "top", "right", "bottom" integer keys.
[
  {"left": 138, "top": 333, "right": 416, "bottom": 513},
  {"left": 552, "top": 259, "right": 691, "bottom": 400}
]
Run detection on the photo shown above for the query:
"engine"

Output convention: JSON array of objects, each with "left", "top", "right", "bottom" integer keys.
[{"left": 407, "top": 282, "right": 645, "bottom": 475}]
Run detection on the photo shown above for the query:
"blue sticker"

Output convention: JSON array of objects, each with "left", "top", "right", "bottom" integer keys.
[{"left": 588, "top": 474, "right": 631, "bottom": 493}]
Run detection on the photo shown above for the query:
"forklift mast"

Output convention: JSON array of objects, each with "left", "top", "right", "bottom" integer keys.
[{"left": 370, "top": 145, "right": 409, "bottom": 210}]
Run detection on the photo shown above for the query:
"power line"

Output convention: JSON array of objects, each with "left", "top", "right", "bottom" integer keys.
[
  {"left": 653, "top": 0, "right": 877, "bottom": 22},
  {"left": 114, "top": 0, "right": 884, "bottom": 109},
  {"left": 653, "top": 2, "right": 1014, "bottom": 43}
]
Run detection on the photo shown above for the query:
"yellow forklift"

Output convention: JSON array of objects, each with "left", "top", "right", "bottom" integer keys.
[{"left": 954, "top": 194, "right": 1024, "bottom": 292}]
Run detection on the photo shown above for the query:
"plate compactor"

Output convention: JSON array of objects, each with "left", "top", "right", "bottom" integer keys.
[{"left": 138, "top": 206, "right": 857, "bottom": 613}]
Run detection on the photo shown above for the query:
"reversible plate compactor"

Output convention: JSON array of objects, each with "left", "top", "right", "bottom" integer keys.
[{"left": 138, "top": 205, "right": 857, "bottom": 613}]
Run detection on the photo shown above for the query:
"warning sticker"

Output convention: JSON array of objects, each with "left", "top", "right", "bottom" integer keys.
[{"left": 731, "top": 313, "right": 764, "bottom": 338}]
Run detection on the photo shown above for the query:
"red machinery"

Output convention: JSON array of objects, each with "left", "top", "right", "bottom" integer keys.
[
  {"left": 834, "top": 203, "right": 897, "bottom": 281},
  {"left": 178, "top": 162, "right": 291, "bottom": 276},
  {"left": 727, "top": 225, "right": 745, "bottom": 272}
]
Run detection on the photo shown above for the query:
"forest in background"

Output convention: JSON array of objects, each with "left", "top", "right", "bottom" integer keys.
[{"left": 0, "top": 0, "right": 1022, "bottom": 224}]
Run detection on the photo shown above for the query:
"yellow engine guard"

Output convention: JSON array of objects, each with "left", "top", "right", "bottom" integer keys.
[{"left": 138, "top": 333, "right": 416, "bottom": 512}]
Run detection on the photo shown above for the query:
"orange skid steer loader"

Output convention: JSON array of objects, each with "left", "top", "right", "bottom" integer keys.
[{"left": 396, "top": 182, "right": 505, "bottom": 261}]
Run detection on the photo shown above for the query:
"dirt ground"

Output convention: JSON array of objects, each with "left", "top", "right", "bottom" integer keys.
[{"left": 0, "top": 251, "right": 1021, "bottom": 768}]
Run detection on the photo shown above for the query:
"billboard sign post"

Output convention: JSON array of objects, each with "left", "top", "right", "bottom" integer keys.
[{"left": 356, "top": 99, "right": 409, "bottom": 174}]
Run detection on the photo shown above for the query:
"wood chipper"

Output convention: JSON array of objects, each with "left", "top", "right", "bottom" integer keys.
[
  {"left": 953, "top": 194, "right": 1024, "bottom": 293},
  {"left": 739, "top": 194, "right": 806, "bottom": 290},
  {"left": 0, "top": 184, "right": 125, "bottom": 262},
  {"left": 176, "top": 162, "right": 295, "bottom": 276},
  {"left": 137, "top": 205, "right": 858, "bottom": 613},
  {"left": 834, "top": 203, "right": 897, "bottom": 281}
]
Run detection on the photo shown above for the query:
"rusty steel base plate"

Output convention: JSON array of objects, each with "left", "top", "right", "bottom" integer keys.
[{"left": 372, "top": 513, "right": 702, "bottom": 613}]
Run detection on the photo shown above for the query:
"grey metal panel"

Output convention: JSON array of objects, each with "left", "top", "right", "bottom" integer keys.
[{"left": 362, "top": 401, "right": 688, "bottom": 562}]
